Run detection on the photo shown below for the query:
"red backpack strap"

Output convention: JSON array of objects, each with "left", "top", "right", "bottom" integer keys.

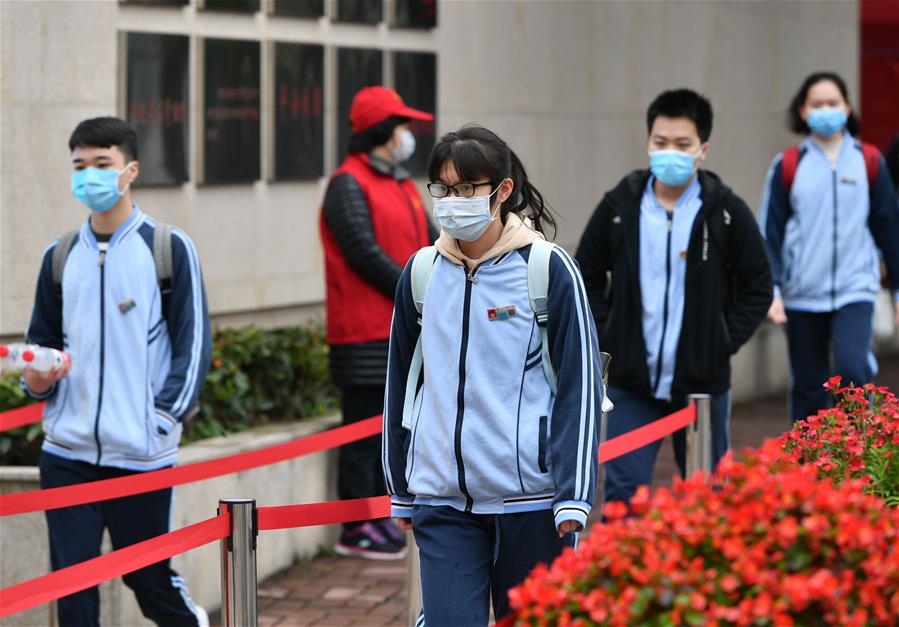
[
  {"left": 781, "top": 145, "right": 800, "bottom": 194},
  {"left": 860, "top": 142, "right": 881, "bottom": 187}
]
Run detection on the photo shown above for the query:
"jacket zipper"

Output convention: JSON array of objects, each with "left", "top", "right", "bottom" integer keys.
[
  {"left": 94, "top": 247, "right": 107, "bottom": 465},
  {"left": 831, "top": 168, "right": 838, "bottom": 309},
  {"left": 455, "top": 263, "right": 477, "bottom": 511},
  {"left": 653, "top": 212, "right": 674, "bottom": 396}
]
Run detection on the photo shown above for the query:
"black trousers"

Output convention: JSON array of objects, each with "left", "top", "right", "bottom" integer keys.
[
  {"left": 39, "top": 452, "right": 202, "bottom": 627},
  {"left": 337, "top": 385, "right": 387, "bottom": 505}
]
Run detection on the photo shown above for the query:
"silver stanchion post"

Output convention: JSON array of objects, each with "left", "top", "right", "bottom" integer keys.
[
  {"left": 219, "top": 498, "right": 258, "bottom": 627},
  {"left": 685, "top": 394, "right": 713, "bottom": 478},
  {"left": 596, "top": 352, "right": 613, "bottom": 516}
]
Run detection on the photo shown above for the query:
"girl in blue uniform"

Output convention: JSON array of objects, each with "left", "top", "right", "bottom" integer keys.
[
  {"left": 382, "top": 125, "right": 604, "bottom": 626},
  {"left": 759, "top": 72, "right": 899, "bottom": 423}
]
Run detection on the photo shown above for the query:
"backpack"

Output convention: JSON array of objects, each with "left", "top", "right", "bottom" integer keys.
[
  {"left": 51, "top": 223, "right": 175, "bottom": 320},
  {"left": 402, "top": 239, "right": 611, "bottom": 429},
  {"left": 780, "top": 142, "right": 881, "bottom": 193}
]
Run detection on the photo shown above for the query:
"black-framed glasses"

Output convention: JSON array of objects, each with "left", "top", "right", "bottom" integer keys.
[{"left": 427, "top": 181, "right": 493, "bottom": 198}]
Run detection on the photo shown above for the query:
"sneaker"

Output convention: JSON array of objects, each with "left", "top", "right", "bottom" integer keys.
[
  {"left": 335, "top": 521, "right": 407, "bottom": 560},
  {"left": 375, "top": 518, "right": 407, "bottom": 548}
]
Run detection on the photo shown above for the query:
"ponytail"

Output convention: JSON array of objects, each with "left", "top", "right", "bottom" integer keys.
[{"left": 505, "top": 147, "right": 556, "bottom": 238}]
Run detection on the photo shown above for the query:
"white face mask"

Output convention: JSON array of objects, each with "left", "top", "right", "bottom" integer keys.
[
  {"left": 392, "top": 129, "right": 416, "bottom": 163},
  {"left": 433, "top": 184, "right": 502, "bottom": 242}
]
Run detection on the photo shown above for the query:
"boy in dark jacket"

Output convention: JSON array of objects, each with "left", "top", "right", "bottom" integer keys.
[{"left": 575, "top": 89, "right": 772, "bottom": 506}]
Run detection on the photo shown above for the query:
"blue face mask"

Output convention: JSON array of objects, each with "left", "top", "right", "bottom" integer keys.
[
  {"left": 71, "top": 163, "right": 132, "bottom": 213},
  {"left": 806, "top": 107, "right": 847, "bottom": 138},
  {"left": 649, "top": 149, "right": 701, "bottom": 187}
]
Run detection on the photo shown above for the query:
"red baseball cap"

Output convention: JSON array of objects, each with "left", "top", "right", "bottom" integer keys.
[{"left": 349, "top": 86, "right": 434, "bottom": 133}]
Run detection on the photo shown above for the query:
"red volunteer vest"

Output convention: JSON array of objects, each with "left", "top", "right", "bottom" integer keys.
[{"left": 320, "top": 153, "right": 430, "bottom": 345}]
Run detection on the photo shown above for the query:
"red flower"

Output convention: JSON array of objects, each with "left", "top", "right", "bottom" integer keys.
[{"left": 601, "top": 500, "right": 628, "bottom": 520}]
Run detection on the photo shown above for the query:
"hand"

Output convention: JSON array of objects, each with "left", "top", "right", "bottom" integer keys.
[
  {"left": 894, "top": 300, "right": 899, "bottom": 326},
  {"left": 767, "top": 298, "right": 787, "bottom": 325},
  {"left": 558, "top": 520, "right": 582, "bottom": 537},
  {"left": 23, "top": 361, "right": 71, "bottom": 395},
  {"left": 394, "top": 517, "right": 412, "bottom": 531}
]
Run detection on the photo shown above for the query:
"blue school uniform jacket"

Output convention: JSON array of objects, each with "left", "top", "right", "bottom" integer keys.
[
  {"left": 24, "top": 207, "right": 212, "bottom": 471},
  {"left": 759, "top": 133, "right": 899, "bottom": 311},
  {"left": 382, "top": 237, "right": 603, "bottom": 532}
]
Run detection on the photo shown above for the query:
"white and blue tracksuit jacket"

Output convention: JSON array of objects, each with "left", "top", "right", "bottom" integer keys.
[
  {"left": 25, "top": 207, "right": 212, "bottom": 471},
  {"left": 382, "top": 244, "right": 603, "bottom": 531},
  {"left": 759, "top": 133, "right": 899, "bottom": 311}
]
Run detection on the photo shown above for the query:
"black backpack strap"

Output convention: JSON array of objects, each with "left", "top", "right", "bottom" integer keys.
[
  {"left": 153, "top": 223, "right": 174, "bottom": 321},
  {"left": 51, "top": 230, "right": 80, "bottom": 304}
]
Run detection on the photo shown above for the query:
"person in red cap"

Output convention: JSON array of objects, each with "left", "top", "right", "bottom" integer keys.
[{"left": 319, "top": 86, "right": 435, "bottom": 559}]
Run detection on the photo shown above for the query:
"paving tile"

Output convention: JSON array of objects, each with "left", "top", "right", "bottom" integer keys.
[
  {"left": 275, "top": 609, "right": 328, "bottom": 625},
  {"left": 323, "top": 587, "right": 363, "bottom": 601},
  {"left": 259, "top": 586, "right": 290, "bottom": 599},
  {"left": 359, "top": 566, "right": 405, "bottom": 577}
]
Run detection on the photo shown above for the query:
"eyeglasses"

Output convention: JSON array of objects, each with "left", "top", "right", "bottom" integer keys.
[{"left": 427, "top": 181, "right": 493, "bottom": 198}]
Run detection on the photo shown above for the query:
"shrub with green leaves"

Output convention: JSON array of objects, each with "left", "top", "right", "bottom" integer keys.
[{"left": 0, "top": 324, "right": 339, "bottom": 465}]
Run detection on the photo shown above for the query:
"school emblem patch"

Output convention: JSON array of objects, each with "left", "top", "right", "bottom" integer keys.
[{"left": 487, "top": 305, "right": 517, "bottom": 321}]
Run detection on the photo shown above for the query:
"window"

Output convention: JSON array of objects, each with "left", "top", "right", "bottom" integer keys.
[
  {"left": 336, "top": 47, "right": 384, "bottom": 163},
  {"left": 274, "top": 43, "right": 325, "bottom": 180},
  {"left": 393, "top": 51, "right": 436, "bottom": 176},
  {"left": 203, "top": 0, "right": 260, "bottom": 12},
  {"left": 335, "top": 0, "right": 381, "bottom": 24},
  {"left": 120, "top": 0, "right": 188, "bottom": 5},
  {"left": 394, "top": 0, "right": 436, "bottom": 29},
  {"left": 126, "top": 32, "right": 190, "bottom": 185},
  {"left": 121, "top": 2, "right": 437, "bottom": 185},
  {"left": 203, "top": 38, "right": 261, "bottom": 183},
  {"left": 271, "top": 0, "right": 323, "bottom": 18}
]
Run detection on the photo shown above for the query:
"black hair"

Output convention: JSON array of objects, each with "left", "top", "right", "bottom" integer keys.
[
  {"left": 68, "top": 117, "right": 138, "bottom": 162},
  {"left": 348, "top": 115, "right": 409, "bottom": 154},
  {"left": 646, "top": 89, "right": 714, "bottom": 143},
  {"left": 427, "top": 124, "right": 556, "bottom": 237},
  {"left": 788, "top": 71, "right": 860, "bottom": 136}
]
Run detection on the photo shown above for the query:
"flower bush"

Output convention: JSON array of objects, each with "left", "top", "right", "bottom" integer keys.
[
  {"left": 507, "top": 443, "right": 899, "bottom": 626},
  {"left": 780, "top": 378, "right": 899, "bottom": 507}
]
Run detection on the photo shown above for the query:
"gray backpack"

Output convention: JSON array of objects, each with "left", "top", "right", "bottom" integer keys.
[
  {"left": 403, "top": 240, "right": 611, "bottom": 429},
  {"left": 51, "top": 223, "right": 175, "bottom": 319}
]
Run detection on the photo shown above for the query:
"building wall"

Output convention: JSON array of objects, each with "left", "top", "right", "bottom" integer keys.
[{"left": 1, "top": 0, "right": 858, "bottom": 336}]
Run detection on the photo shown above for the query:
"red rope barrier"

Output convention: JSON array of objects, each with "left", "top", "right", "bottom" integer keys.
[
  {"left": 0, "top": 401, "right": 697, "bottom": 517},
  {"left": 0, "top": 403, "right": 44, "bottom": 432},
  {"left": 0, "top": 404, "right": 699, "bottom": 618},
  {"left": 0, "top": 497, "right": 392, "bottom": 618},
  {"left": 0, "top": 415, "right": 382, "bottom": 517},
  {"left": 258, "top": 496, "right": 390, "bottom": 531},
  {"left": 0, "top": 513, "right": 229, "bottom": 619},
  {"left": 598, "top": 404, "right": 696, "bottom": 463}
]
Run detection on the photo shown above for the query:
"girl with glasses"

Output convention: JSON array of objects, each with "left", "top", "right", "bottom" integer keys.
[{"left": 382, "top": 125, "right": 604, "bottom": 626}]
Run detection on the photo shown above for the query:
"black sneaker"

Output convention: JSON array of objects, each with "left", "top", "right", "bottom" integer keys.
[
  {"left": 334, "top": 522, "right": 406, "bottom": 560},
  {"left": 374, "top": 518, "right": 407, "bottom": 549}
]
